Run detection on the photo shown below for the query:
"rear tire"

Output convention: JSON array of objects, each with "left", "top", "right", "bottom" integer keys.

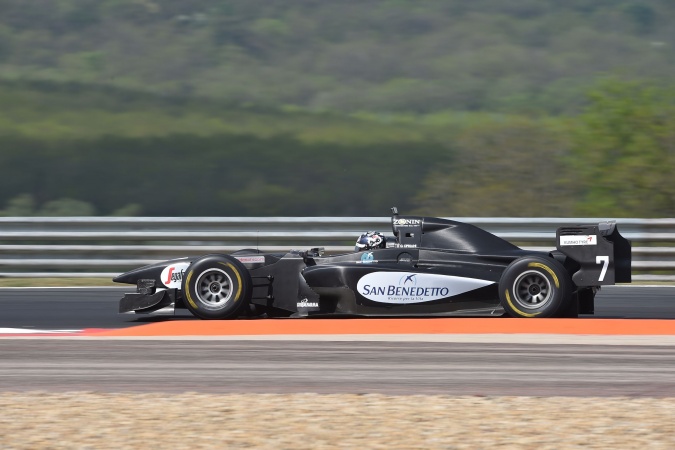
[
  {"left": 181, "top": 254, "right": 252, "bottom": 320},
  {"left": 499, "top": 256, "right": 572, "bottom": 318}
]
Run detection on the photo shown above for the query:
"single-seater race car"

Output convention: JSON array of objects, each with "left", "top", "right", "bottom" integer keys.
[{"left": 114, "top": 208, "right": 631, "bottom": 319}]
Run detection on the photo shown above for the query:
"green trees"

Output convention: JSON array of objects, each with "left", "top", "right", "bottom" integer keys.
[
  {"left": 0, "top": 194, "right": 37, "bottom": 216},
  {"left": 0, "top": 194, "right": 97, "bottom": 216},
  {"left": 1, "top": 1, "right": 674, "bottom": 114},
  {"left": 415, "top": 116, "right": 574, "bottom": 217},
  {"left": 414, "top": 79, "right": 675, "bottom": 218},
  {"left": 0, "top": 132, "right": 450, "bottom": 216},
  {"left": 2, "top": 3, "right": 675, "bottom": 217},
  {"left": 1, "top": 79, "right": 674, "bottom": 217},
  {"left": 570, "top": 79, "right": 675, "bottom": 217}
]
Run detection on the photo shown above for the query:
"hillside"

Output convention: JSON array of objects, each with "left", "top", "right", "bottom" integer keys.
[
  {"left": 1, "top": 2, "right": 674, "bottom": 217},
  {"left": 1, "top": 0, "right": 674, "bottom": 114},
  {"left": 0, "top": 81, "right": 455, "bottom": 216}
]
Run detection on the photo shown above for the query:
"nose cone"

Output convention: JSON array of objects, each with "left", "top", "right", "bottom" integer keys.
[
  {"left": 112, "top": 270, "right": 138, "bottom": 284},
  {"left": 112, "top": 257, "right": 194, "bottom": 285},
  {"left": 112, "top": 263, "right": 161, "bottom": 285}
]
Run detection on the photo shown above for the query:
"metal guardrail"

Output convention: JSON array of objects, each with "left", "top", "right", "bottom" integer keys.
[{"left": 0, "top": 217, "right": 674, "bottom": 282}]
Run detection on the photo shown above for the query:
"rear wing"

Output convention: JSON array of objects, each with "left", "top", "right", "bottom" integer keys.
[{"left": 556, "top": 222, "right": 631, "bottom": 286}]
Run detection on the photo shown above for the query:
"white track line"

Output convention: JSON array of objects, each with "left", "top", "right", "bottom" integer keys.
[
  {"left": 0, "top": 328, "right": 82, "bottom": 334},
  {"left": 2, "top": 333, "right": 674, "bottom": 345}
]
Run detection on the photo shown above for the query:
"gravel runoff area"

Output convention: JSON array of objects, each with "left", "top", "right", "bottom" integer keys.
[{"left": 0, "top": 393, "right": 673, "bottom": 449}]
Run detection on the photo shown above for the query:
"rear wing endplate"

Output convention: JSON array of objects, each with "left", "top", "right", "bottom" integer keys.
[{"left": 556, "top": 222, "right": 631, "bottom": 286}]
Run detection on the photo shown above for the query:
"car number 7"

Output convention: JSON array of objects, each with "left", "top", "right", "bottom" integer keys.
[{"left": 596, "top": 256, "right": 609, "bottom": 282}]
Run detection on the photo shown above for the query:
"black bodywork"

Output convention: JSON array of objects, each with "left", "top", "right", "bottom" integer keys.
[{"left": 114, "top": 211, "right": 632, "bottom": 318}]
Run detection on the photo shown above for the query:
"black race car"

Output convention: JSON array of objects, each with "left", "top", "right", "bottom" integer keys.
[{"left": 113, "top": 209, "right": 631, "bottom": 319}]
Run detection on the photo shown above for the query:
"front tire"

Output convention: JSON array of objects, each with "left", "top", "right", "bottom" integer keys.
[
  {"left": 181, "top": 254, "right": 252, "bottom": 320},
  {"left": 499, "top": 256, "right": 572, "bottom": 318}
]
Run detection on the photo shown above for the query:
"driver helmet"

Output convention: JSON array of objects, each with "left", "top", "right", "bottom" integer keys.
[{"left": 355, "top": 231, "right": 386, "bottom": 251}]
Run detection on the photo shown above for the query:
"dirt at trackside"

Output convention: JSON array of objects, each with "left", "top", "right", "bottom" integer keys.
[{"left": 0, "top": 393, "right": 673, "bottom": 449}]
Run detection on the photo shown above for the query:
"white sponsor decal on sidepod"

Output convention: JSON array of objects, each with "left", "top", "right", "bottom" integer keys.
[
  {"left": 559, "top": 235, "right": 597, "bottom": 246},
  {"left": 357, "top": 272, "right": 493, "bottom": 304},
  {"left": 160, "top": 262, "right": 191, "bottom": 288}
]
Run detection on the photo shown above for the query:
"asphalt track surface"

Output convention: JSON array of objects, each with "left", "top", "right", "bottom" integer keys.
[
  {"left": 0, "top": 340, "right": 673, "bottom": 396},
  {"left": 0, "top": 285, "right": 673, "bottom": 396},
  {"left": 0, "top": 285, "right": 674, "bottom": 330}
]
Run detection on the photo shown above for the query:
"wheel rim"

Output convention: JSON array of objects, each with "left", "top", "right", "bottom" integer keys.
[
  {"left": 194, "top": 268, "right": 234, "bottom": 309},
  {"left": 512, "top": 270, "right": 552, "bottom": 309}
]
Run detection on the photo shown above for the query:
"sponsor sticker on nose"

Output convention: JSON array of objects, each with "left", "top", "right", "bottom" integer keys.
[{"left": 160, "top": 262, "right": 191, "bottom": 288}]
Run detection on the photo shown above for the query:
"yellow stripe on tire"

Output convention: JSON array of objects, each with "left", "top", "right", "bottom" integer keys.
[
  {"left": 184, "top": 271, "right": 199, "bottom": 310},
  {"left": 505, "top": 290, "right": 540, "bottom": 317},
  {"left": 220, "top": 262, "right": 242, "bottom": 302},
  {"left": 528, "top": 262, "right": 559, "bottom": 288}
]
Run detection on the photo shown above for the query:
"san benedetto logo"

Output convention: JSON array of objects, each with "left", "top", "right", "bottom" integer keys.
[{"left": 357, "top": 272, "right": 493, "bottom": 304}]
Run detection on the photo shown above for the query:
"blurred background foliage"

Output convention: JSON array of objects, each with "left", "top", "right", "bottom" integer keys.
[{"left": 0, "top": 0, "right": 674, "bottom": 217}]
